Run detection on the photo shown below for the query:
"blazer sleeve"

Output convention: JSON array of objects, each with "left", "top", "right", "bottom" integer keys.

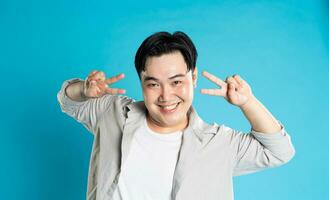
[
  {"left": 57, "top": 78, "right": 133, "bottom": 134},
  {"left": 223, "top": 123, "right": 296, "bottom": 176}
]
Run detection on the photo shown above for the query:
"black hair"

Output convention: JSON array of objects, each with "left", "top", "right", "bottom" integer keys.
[{"left": 134, "top": 31, "right": 198, "bottom": 79}]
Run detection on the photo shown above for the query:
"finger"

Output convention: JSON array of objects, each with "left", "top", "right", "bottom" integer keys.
[
  {"left": 227, "top": 83, "right": 237, "bottom": 95},
  {"left": 202, "top": 71, "right": 226, "bottom": 87},
  {"left": 92, "top": 71, "right": 106, "bottom": 81},
  {"left": 97, "top": 82, "right": 109, "bottom": 91},
  {"left": 85, "top": 71, "right": 97, "bottom": 85},
  {"left": 86, "top": 80, "right": 98, "bottom": 91},
  {"left": 105, "top": 87, "right": 126, "bottom": 95},
  {"left": 105, "top": 73, "right": 125, "bottom": 85},
  {"left": 200, "top": 89, "right": 226, "bottom": 96},
  {"left": 89, "top": 70, "right": 98, "bottom": 76},
  {"left": 87, "top": 71, "right": 100, "bottom": 81},
  {"left": 86, "top": 83, "right": 101, "bottom": 97},
  {"left": 227, "top": 83, "right": 239, "bottom": 102},
  {"left": 234, "top": 75, "right": 248, "bottom": 89},
  {"left": 87, "top": 71, "right": 105, "bottom": 84},
  {"left": 226, "top": 76, "right": 240, "bottom": 89},
  {"left": 228, "top": 82, "right": 235, "bottom": 90},
  {"left": 233, "top": 74, "right": 244, "bottom": 86},
  {"left": 86, "top": 79, "right": 97, "bottom": 88}
]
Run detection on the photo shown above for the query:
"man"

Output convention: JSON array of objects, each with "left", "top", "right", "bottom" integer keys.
[{"left": 57, "top": 31, "right": 295, "bottom": 200}]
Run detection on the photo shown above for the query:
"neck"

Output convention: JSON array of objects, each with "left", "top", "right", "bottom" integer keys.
[{"left": 146, "top": 114, "right": 188, "bottom": 134}]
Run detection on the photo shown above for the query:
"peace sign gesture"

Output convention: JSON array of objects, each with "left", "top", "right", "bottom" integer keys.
[
  {"left": 200, "top": 71, "right": 254, "bottom": 107},
  {"left": 84, "top": 70, "right": 126, "bottom": 98}
]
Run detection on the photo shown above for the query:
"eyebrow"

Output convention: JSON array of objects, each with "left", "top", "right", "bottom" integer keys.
[{"left": 143, "top": 73, "right": 186, "bottom": 82}]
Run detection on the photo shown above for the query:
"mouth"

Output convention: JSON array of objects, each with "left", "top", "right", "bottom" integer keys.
[{"left": 158, "top": 102, "right": 181, "bottom": 113}]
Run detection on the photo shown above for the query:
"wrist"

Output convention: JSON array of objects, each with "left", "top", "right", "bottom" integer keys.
[{"left": 239, "top": 95, "right": 258, "bottom": 111}]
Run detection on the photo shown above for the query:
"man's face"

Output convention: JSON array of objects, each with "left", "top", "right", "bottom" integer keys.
[{"left": 141, "top": 51, "right": 197, "bottom": 132}]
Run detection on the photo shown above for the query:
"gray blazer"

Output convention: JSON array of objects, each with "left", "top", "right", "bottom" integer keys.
[{"left": 57, "top": 79, "right": 295, "bottom": 200}]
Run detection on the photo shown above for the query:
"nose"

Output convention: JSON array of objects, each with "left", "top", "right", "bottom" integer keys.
[{"left": 159, "top": 85, "right": 173, "bottom": 102}]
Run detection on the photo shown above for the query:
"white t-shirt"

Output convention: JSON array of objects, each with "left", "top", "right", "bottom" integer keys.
[{"left": 112, "top": 118, "right": 183, "bottom": 200}]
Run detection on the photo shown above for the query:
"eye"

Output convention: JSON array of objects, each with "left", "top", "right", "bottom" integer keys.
[
  {"left": 172, "top": 80, "right": 182, "bottom": 86},
  {"left": 147, "top": 83, "right": 159, "bottom": 88}
]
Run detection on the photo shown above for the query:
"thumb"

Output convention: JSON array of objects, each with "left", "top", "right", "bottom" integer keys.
[
  {"left": 228, "top": 83, "right": 236, "bottom": 93},
  {"left": 227, "top": 83, "right": 238, "bottom": 101}
]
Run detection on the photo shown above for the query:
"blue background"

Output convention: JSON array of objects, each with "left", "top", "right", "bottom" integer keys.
[{"left": 1, "top": 0, "right": 328, "bottom": 199}]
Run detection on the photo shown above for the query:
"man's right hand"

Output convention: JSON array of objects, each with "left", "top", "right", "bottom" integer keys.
[
  {"left": 65, "top": 70, "right": 126, "bottom": 102},
  {"left": 84, "top": 70, "right": 126, "bottom": 98}
]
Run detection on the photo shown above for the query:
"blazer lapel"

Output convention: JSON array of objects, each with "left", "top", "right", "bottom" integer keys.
[
  {"left": 121, "top": 101, "right": 146, "bottom": 168},
  {"left": 172, "top": 107, "right": 219, "bottom": 197}
]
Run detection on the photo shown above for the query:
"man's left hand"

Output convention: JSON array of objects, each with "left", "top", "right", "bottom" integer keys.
[{"left": 201, "top": 71, "right": 254, "bottom": 107}]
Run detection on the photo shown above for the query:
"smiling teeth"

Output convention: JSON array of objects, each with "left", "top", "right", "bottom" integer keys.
[{"left": 160, "top": 103, "right": 178, "bottom": 110}]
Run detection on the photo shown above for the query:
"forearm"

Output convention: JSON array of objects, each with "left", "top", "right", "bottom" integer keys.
[
  {"left": 65, "top": 81, "right": 89, "bottom": 102},
  {"left": 240, "top": 96, "right": 281, "bottom": 134}
]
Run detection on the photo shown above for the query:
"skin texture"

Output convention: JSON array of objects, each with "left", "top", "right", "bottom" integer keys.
[{"left": 140, "top": 51, "right": 197, "bottom": 133}]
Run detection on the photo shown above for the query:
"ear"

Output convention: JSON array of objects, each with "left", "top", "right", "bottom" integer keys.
[{"left": 192, "top": 67, "right": 198, "bottom": 88}]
